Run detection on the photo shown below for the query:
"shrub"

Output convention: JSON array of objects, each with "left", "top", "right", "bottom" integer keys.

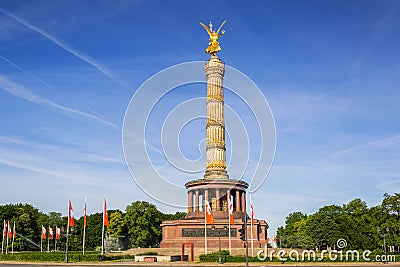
[
  {"left": 136, "top": 251, "right": 158, "bottom": 256},
  {"left": 0, "top": 252, "right": 134, "bottom": 262},
  {"left": 199, "top": 250, "right": 261, "bottom": 263}
]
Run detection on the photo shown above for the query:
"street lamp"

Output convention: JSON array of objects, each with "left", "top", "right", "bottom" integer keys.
[
  {"left": 377, "top": 226, "right": 389, "bottom": 264},
  {"left": 212, "top": 225, "right": 228, "bottom": 264},
  {"left": 63, "top": 226, "right": 73, "bottom": 263}
]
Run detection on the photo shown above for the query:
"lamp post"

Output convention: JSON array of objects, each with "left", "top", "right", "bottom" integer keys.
[
  {"left": 212, "top": 225, "right": 227, "bottom": 264},
  {"left": 377, "top": 226, "right": 389, "bottom": 264},
  {"left": 63, "top": 226, "right": 73, "bottom": 263},
  {"left": 241, "top": 215, "right": 249, "bottom": 267}
]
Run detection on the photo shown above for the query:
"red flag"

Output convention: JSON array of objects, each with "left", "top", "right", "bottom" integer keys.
[
  {"left": 56, "top": 226, "right": 61, "bottom": 240},
  {"left": 41, "top": 225, "right": 46, "bottom": 239},
  {"left": 7, "top": 221, "right": 12, "bottom": 238},
  {"left": 273, "top": 233, "right": 277, "bottom": 242},
  {"left": 103, "top": 198, "right": 109, "bottom": 226},
  {"left": 2, "top": 220, "right": 6, "bottom": 238},
  {"left": 83, "top": 199, "right": 87, "bottom": 227},
  {"left": 13, "top": 221, "right": 16, "bottom": 239},
  {"left": 228, "top": 195, "right": 234, "bottom": 225},
  {"left": 205, "top": 200, "right": 214, "bottom": 224},
  {"left": 49, "top": 226, "right": 53, "bottom": 240},
  {"left": 250, "top": 202, "right": 255, "bottom": 226},
  {"left": 69, "top": 200, "right": 75, "bottom": 227}
]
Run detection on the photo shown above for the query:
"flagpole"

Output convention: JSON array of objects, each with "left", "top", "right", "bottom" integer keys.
[
  {"left": 6, "top": 221, "right": 9, "bottom": 254},
  {"left": 65, "top": 201, "right": 70, "bottom": 263},
  {"left": 40, "top": 225, "right": 43, "bottom": 253},
  {"left": 47, "top": 226, "right": 50, "bottom": 252},
  {"left": 1, "top": 220, "right": 5, "bottom": 254},
  {"left": 83, "top": 197, "right": 86, "bottom": 255},
  {"left": 101, "top": 198, "right": 105, "bottom": 255},
  {"left": 250, "top": 222, "right": 254, "bottom": 256},
  {"left": 83, "top": 223, "right": 86, "bottom": 255},
  {"left": 55, "top": 226, "right": 57, "bottom": 251},
  {"left": 250, "top": 196, "right": 254, "bottom": 257},
  {"left": 228, "top": 194, "right": 232, "bottom": 255},
  {"left": 204, "top": 200, "right": 207, "bottom": 255},
  {"left": 11, "top": 221, "right": 15, "bottom": 254}
]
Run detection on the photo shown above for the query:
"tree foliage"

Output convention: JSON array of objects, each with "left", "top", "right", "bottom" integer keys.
[
  {"left": 124, "top": 201, "right": 163, "bottom": 248},
  {"left": 277, "top": 195, "right": 400, "bottom": 250},
  {"left": 0, "top": 201, "right": 186, "bottom": 251}
]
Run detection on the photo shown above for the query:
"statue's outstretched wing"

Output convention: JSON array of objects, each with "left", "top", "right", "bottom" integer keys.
[
  {"left": 216, "top": 19, "right": 227, "bottom": 34},
  {"left": 199, "top": 21, "right": 211, "bottom": 35}
]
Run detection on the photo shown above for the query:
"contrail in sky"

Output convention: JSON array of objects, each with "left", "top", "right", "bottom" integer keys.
[
  {"left": 329, "top": 135, "right": 400, "bottom": 159},
  {"left": 0, "top": 74, "right": 118, "bottom": 129},
  {"left": 0, "top": 8, "right": 126, "bottom": 88},
  {"left": 0, "top": 55, "right": 118, "bottom": 127},
  {"left": 0, "top": 55, "right": 61, "bottom": 93}
]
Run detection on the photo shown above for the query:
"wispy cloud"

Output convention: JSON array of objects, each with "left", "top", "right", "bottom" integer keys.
[
  {"left": 0, "top": 8, "right": 127, "bottom": 88},
  {"left": 0, "top": 55, "right": 60, "bottom": 93},
  {"left": 0, "top": 136, "right": 26, "bottom": 145},
  {"left": 0, "top": 146, "right": 120, "bottom": 187},
  {"left": 0, "top": 74, "right": 118, "bottom": 128},
  {"left": 317, "top": 81, "right": 354, "bottom": 99},
  {"left": 351, "top": 2, "right": 400, "bottom": 72},
  {"left": 0, "top": 55, "right": 117, "bottom": 127},
  {"left": 0, "top": 133, "right": 126, "bottom": 185},
  {"left": 328, "top": 134, "right": 400, "bottom": 159}
]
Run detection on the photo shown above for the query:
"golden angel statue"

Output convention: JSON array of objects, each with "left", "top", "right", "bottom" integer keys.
[{"left": 200, "top": 19, "right": 226, "bottom": 55}]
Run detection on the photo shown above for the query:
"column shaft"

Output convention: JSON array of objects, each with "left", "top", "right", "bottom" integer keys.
[
  {"left": 216, "top": 189, "right": 220, "bottom": 211},
  {"left": 241, "top": 191, "right": 246, "bottom": 212},
  {"left": 188, "top": 191, "right": 193, "bottom": 213},
  {"left": 195, "top": 190, "right": 200, "bottom": 212},
  {"left": 204, "top": 56, "right": 228, "bottom": 179},
  {"left": 236, "top": 190, "right": 240, "bottom": 212}
]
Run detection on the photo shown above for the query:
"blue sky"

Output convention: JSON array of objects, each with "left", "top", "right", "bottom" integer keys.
[{"left": 0, "top": 0, "right": 399, "bottom": 236}]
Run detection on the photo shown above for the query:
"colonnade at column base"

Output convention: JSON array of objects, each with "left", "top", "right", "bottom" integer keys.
[{"left": 185, "top": 178, "right": 248, "bottom": 215}]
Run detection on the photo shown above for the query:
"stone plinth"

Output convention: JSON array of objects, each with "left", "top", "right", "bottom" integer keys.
[
  {"left": 160, "top": 217, "right": 268, "bottom": 249},
  {"left": 160, "top": 178, "right": 268, "bottom": 249}
]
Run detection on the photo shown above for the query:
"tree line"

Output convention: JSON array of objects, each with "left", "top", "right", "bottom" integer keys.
[
  {"left": 0, "top": 201, "right": 185, "bottom": 251},
  {"left": 277, "top": 193, "right": 400, "bottom": 250}
]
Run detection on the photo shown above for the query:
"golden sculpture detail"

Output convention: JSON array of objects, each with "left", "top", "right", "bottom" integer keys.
[{"left": 200, "top": 19, "right": 226, "bottom": 55}]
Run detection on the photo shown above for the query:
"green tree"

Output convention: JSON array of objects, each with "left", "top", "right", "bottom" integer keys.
[
  {"left": 107, "top": 211, "right": 126, "bottom": 237},
  {"left": 0, "top": 203, "right": 45, "bottom": 251},
  {"left": 48, "top": 212, "right": 63, "bottom": 227},
  {"left": 162, "top": 212, "right": 186, "bottom": 221},
  {"left": 81, "top": 212, "right": 103, "bottom": 250},
  {"left": 0, "top": 201, "right": 187, "bottom": 251},
  {"left": 382, "top": 193, "right": 400, "bottom": 219},
  {"left": 277, "top": 212, "right": 307, "bottom": 248},
  {"left": 379, "top": 193, "right": 400, "bottom": 247},
  {"left": 124, "top": 201, "right": 163, "bottom": 248},
  {"left": 277, "top": 196, "right": 400, "bottom": 251},
  {"left": 305, "top": 204, "right": 346, "bottom": 249},
  {"left": 293, "top": 218, "right": 313, "bottom": 248}
]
